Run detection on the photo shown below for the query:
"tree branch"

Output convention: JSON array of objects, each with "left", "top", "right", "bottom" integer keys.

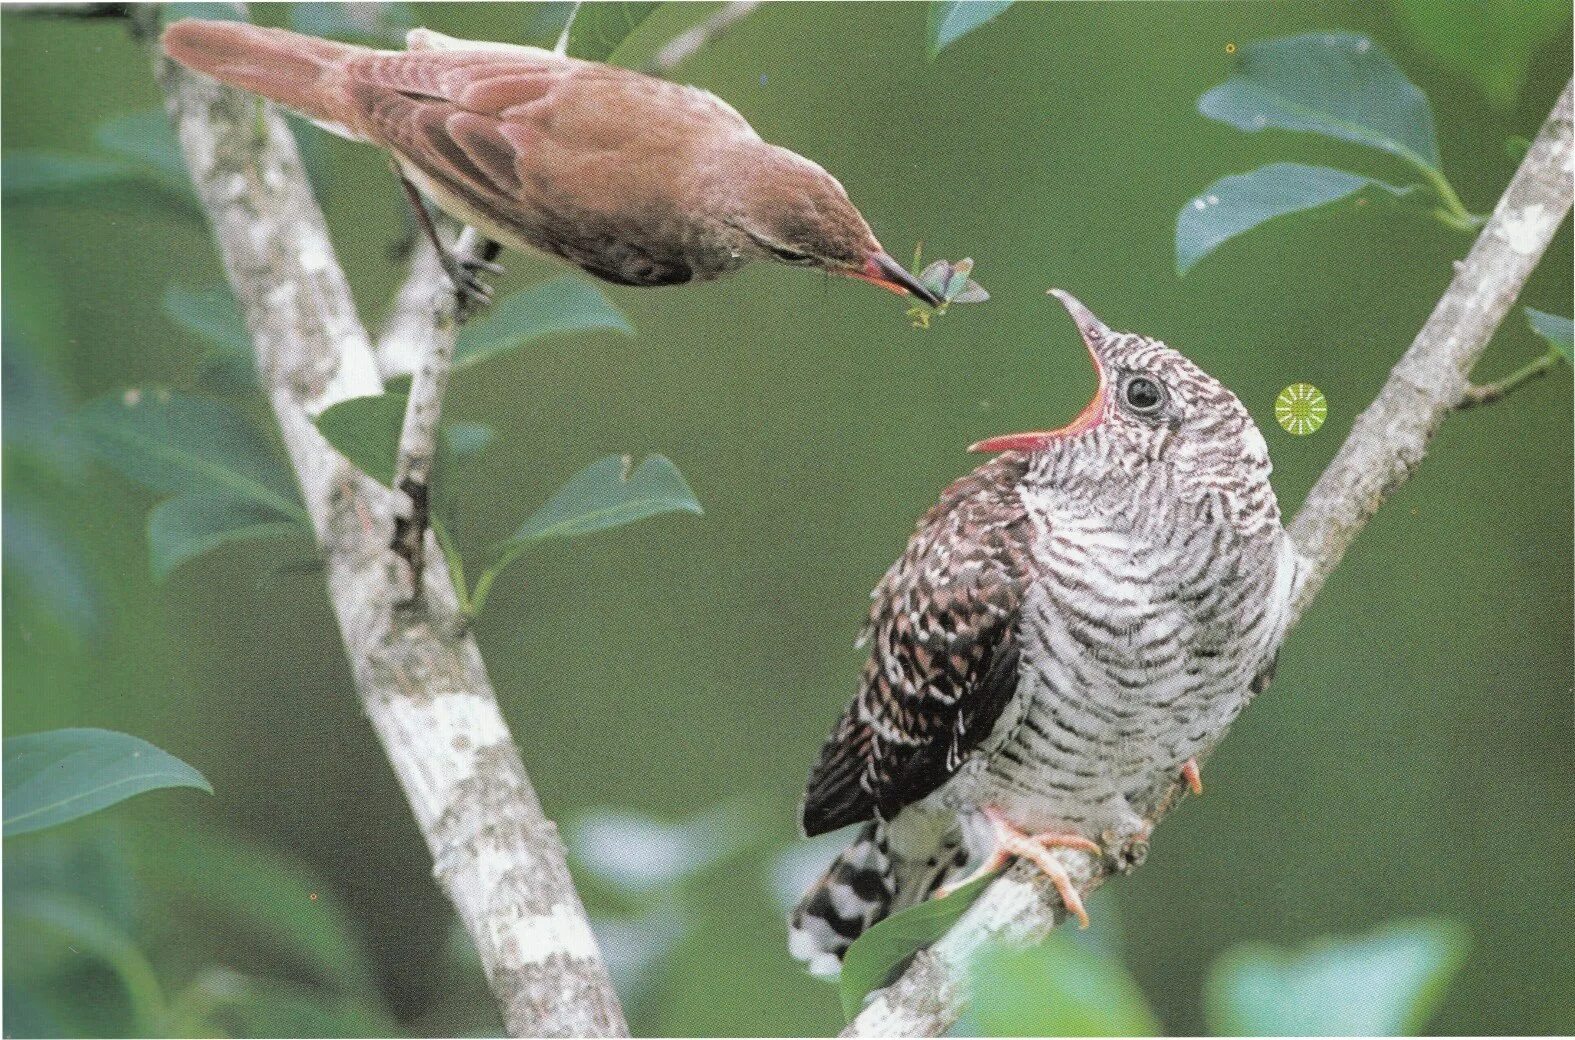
[
  {"left": 842, "top": 77, "right": 1572, "bottom": 1039},
  {"left": 149, "top": 16, "right": 629, "bottom": 1038},
  {"left": 1458, "top": 349, "right": 1564, "bottom": 408}
]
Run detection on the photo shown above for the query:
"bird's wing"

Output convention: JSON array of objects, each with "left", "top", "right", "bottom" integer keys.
[
  {"left": 802, "top": 456, "right": 1033, "bottom": 836},
  {"left": 338, "top": 49, "right": 755, "bottom": 195}
]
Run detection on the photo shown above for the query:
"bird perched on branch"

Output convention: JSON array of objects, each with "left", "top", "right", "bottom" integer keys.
[
  {"left": 160, "top": 19, "right": 941, "bottom": 308},
  {"left": 790, "top": 291, "right": 1301, "bottom": 975}
]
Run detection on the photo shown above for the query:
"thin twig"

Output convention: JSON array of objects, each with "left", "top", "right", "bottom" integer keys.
[
  {"left": 645, "top": 1, "right": 763, "bottom": 73},
  {"left": 149, "top": 11, "right": 629, "bottom": 1036},
  {"left": 1458, "top": 350, "right": 1563, "bottom": 408},
  {"left": 842, "top": 78, "right": 1572, "bottom": 1039}
]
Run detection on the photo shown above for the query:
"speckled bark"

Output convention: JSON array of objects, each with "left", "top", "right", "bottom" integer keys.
[
  {"left": 843, "top": 79, "right": 1572, "bottom": 1039},
  {"left": 151, "top": 24, "right": 628, "bottom": 1039}
]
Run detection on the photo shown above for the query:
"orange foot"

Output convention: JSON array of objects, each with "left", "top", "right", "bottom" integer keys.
[
  {"left": 934, "top": 805, "right": 1100, "bottom": 928},
  {"left": 1182, "top": 758, "right": 1203, "bottom": 797}
]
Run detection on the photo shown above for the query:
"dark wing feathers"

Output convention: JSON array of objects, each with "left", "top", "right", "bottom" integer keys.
[{"left": 802, "top": 456, "right": 1033, "bottom": 836}]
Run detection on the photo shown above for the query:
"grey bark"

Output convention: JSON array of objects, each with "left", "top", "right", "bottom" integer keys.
[
  {"left": 843, "top": 78, "right": 1573, "bottom": 1039},
  {"left": 151, "top": 24, "right": 629, "bottom": 1039}
]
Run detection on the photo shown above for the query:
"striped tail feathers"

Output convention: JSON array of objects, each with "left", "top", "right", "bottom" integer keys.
[
  {"left": 788, "top": 816, "right": 971, "bottom": 976},
  {"left": 789, "top": 823, "right": 894, "bottom": 977},
  {"left": 160, "top": 19, "right": 362, "bottom": 127}
]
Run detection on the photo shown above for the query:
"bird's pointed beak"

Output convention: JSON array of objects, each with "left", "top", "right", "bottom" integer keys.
[
  {"left": 969, "top": 289, "right": 1113, "bottom": 454},
  {"left": 848, "top": 251, "right": 944, "bottom": 306}
]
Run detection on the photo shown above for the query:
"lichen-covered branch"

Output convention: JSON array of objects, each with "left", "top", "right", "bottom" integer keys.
[
  {"left": 150, "top": 17, "right": 628, "bottom": 1038},
  {"left": 842, "top": 77, "right": 1572, "bottom": 1039}
]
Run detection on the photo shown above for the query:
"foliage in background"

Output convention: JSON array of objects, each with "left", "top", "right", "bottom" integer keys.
[{"left": 4, "top": 729, "right": 210, "bottom": 838}]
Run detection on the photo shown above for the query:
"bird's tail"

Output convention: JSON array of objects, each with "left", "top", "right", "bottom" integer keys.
[
  {"left": 161, "top": 20, "right": 362, "bottom": 127},
  {"left": 789, "top": 820, "right": 968, "bottom": 976}
]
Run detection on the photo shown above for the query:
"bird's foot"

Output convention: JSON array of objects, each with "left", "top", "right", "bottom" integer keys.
[
  {"left": 933, "top": 805, "right": 1100, "bottom": 928},
  {"left": 1181, "top": 758, "right": 1203, "bottom": 797},
  {"left": 441, "top": 247, "right": 504, "bottom": 319}
]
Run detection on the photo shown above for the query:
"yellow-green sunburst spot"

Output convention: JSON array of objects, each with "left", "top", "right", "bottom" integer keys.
[{"left": 1275, "top": 383, "right": 1327, "bottom": 436}]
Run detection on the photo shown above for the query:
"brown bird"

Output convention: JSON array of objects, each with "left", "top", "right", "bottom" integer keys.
[
  {"left": 789, "top": 292, "right": 1300, "bottom": 974},
  {"left": 160, "top": 19, "right": 941, "bottom": 306}
]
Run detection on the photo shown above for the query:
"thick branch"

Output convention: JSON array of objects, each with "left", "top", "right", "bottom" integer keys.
[
  {"left": 843, "top": 78, "right": 1572, "bottom": 1039},
  {"left": 150, "top": 21, "right": 628, "bottom": 1038}
]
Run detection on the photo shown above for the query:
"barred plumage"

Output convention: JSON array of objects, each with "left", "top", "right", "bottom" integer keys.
[{"left": 791, "top": 291, "right": 1300, "bottom": 971}]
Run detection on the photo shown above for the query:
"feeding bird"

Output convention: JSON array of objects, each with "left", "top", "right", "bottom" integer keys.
[
  {"left": 160, "top": 19, "right": 942, "bottom": 307},
  {"left": 790, "top": 291, "right": 1300, "bottom": 975}
]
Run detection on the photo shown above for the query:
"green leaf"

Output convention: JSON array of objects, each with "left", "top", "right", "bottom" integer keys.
[
  {"left": 76, "top": 389, "right": 304, "bottom": 519},
  {"left": 970, "top": 933, "right": 1160, "bottom": 1036},
  {"left": 311, "top": 390, "right": 408, "bottom": 487},
  {"left": 1204, "top": 919, "right": 1469, "bottom": 1036},
  {"left": 508, "top": 453, "right": 703, "bottom": 547},
  {"left": 3, "top": 728, "right": 212, "bottom": 838},
  {"left": 124, "top": 823, "right": 382, "bottom": 996},
  {"left": 840, "top": 875, "right": 991, "bottom": 1020},
  {"left": 1388, "top": 0, "right": 1571, "bottom": 108},
  {"left": 163, "top": 284, "right": 251, "bottom": 355},
  {"left": 1200, "top": 34, "right": 1441, "bottom": 172},
  {"left": 2, "top": 151, "right": 199, "bottom": 217},
  {"left": 453, "top": 278, "right": 633, "bottom": 373},
  {"left": 1525, "top": 307, "right": 1572, "bottom": 362},
  {"left": 555, "top": 1, "right": 661, "bottom": 63},
  {"left": 441, "top": 422, "right": 496, "bottom": 463},
  {"left": 147, "top": 492, "right": 309, "bottom": 583},
  {"left": 168, "top": 969, "right": 399, "bottom": 1038},
  {"left": 7, "top": 891, "right": 166, "bottom": 1033},
  {"left": 927, "top": 1, "right": 1014, "bottom": 57},
  {"left": 1176, "top": 163, "right": 1415, "bottom": 275},
  {"left": 3, "top": 498, "right": 101, "bottom": 641},
  {"left": 93, "top": 108, "right": 193, "bottom": 192}
]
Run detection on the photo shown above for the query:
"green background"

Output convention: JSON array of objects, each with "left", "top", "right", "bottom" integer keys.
[{"left": 4, "top": 2, "right": 1571, "bottom": 1036}]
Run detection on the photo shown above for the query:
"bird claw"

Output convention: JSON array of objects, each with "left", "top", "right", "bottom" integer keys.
[
  {"left": 933, "top": 806, "right": 1100, "bottom": 928},
  {"left": 441, "top": 252, "right": 500, "bottom": 317}
]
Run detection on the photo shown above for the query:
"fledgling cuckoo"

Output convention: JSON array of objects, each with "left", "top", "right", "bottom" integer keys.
[
  {"left": 160, "top": 19, "right": 942, "bottom": 306},
  {"left": 791, "top": 291, "right": 1301, "bottom": 974}
]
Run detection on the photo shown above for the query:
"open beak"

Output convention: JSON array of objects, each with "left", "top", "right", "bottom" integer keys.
[
  {"left": 849, "top": 251, "right": 944, "bottom": 306},
  {"left": 969, "top": 289, "right": 1112, "bottom": 454}
]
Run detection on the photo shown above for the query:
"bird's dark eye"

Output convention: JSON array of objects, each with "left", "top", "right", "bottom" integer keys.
[{"left": 1122, "top": 375, "right": 1165, "bottom": 414}]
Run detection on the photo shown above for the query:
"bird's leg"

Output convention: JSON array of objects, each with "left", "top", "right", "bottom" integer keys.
[
  {"left": 934, "top": 805, "right": 1100, "bottom": 928},
  {"left": 1181, "top": 758, "right": 1203, "bottom": 797},
  {"left": 391, "top": 164, "right": 503, "bottom": 317}
]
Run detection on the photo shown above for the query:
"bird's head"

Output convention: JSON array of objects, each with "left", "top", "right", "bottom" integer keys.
[
  {"left": 723, "top": 146, "right": 942, "bottom": 305},
  {"left": 972, "top": 291, "right": 1272, "bottom": 508}
]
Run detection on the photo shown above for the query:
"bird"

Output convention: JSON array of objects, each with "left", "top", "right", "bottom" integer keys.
[
  {"left": 159, "top": 19, "right": 942, "bottom": 307},
  {"left": 789, "top": 290, "right": 1301, "bottom": 975}
]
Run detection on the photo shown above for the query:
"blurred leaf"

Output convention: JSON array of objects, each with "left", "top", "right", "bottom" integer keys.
[
  {"left": 169, "top": 967, "right": 399, "bottom": 1038},
  {"left": 1176, "top": 163, "right": 1415, "bottom": 275},
  {"left": 3, "top": 728, "right": 211, "bottom": 837},
  {"left": 7, "top": 891, "right": 165, "bottom": 1033},
  {"left": 839, "top": 875, "right": 991, "bottom": 1020},
  {"left": 93, "top": 108, "right": 192, "bottom": 192},
  {"left": 3, "top": 498, "right": 100, "bottom": 642},
  {"left": 970, "top": 933, "right": 1160, "bottom": 1036},
  {"left": 287, "top": 1, "right": 418, "bottom": 46},
  {"left": 163, "top": 284, "right": 251, "bottom": 355},
  {"left": 3, "top": 335, "right": 88, "bottom": 479},
  {"left": 927, "top": 1, "right": 1014, "bottom": 57},
  {"left": 148, "top": 492, "right": 309, "bottom": 584},
  {"left": 557, "top": 1, "right": 660, "bottom": 63},
  {"left": 1389, "top": 0, "right": 1570, "bottom": 107},
  {"left": 1204, "top": 919, "right": 1469, "bottom": 1036},
  {"left": 507, "top": 453, "right": 702, "bottom": 548},
  {"left": 2, "top": 151, "right": 199, "bottom": 217},
  {"left": 76, "top": 389, "right": 305, "bottom": 519},
  {"left": 1525, "top": 307, "right": 1572, "bottom": 362},
  {"left": 441, "top": 422, "right": 496, "bottom": 463},
  {"left": 311, "top": 390, "right": 408, "bottom": 487},
  {"left": 568, "top": 801, "right": 766, "bottom": 896},
  {"left": 125, "top": 823, "right": 383, "bottom": 996},
  {"left": 1200, "top": 34, "right": 1441, "bottom": 172},
  {"left": 452, "top": 278, "right": 634, "bottom": 373}
]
